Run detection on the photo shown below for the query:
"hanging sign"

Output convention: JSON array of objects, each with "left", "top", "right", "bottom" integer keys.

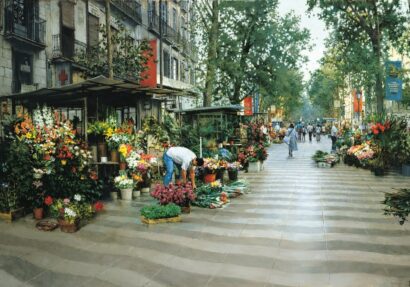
[
  {"left": 243, "top": 97, "right": 253, "bottom": 116},
  {"left": 385, "top": 61, "right": 402, "bottom": 101}
]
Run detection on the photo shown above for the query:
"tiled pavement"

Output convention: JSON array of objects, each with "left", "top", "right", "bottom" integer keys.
[{"left": 1, "top": 138, "right": 410, "bottom": 287}]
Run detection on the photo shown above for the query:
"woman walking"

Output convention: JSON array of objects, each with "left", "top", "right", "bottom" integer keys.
[{"left": 287, "top": 124, "right": 298, "bottom": 157}]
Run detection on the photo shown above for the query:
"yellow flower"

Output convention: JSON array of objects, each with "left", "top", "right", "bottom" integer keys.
[
  {"left": 105, "top": 127, "right": 113, "bottom": 138},
  {"left": 61, "top": 160, "right": 67, "bottom": 166},
  {"left": 26, "top": 132, "right": 32, "bottom": 139}
]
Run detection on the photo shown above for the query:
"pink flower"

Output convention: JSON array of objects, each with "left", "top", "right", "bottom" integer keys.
[{"left": 63, "top": 198, "right": 70, "bottom": 205}]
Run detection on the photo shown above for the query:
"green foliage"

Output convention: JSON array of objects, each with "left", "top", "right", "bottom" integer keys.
[
  {"left": 75, "top": 24, "right": 151, "bottom": 80},
  {"left": 383, "top": 189, "right": 410, "bottom": 225},
  {"left": 307, "top": 0, "right": 407, "bottom": 113},
  {"left": 0, "top": 141, "right": 33, "bottom": 211},
  {"left": 140, "top": 203, "right": 181, "bottom": 219},
  {"left": 195, "top": 0, "right": 310, "bottom": 110},
  {"left": 162, "top": 114, "right": 181, "bottom": 145}
]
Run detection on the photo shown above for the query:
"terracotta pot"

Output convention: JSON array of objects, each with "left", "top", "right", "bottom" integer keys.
[
  {"left": 97, "top": 142, "right": 107, "bottom": 159},
  {"left": 58, "top": 219, "right": 79, "bottom": 233},
  {"left": 204, "top": 173, "right": 216, "bottom": 183},
  {"left": 119, "top": 162, "right": 127, "bottom": 170},
  {"left": 33, "top": 208, "right": 44, "bottom": 220},
  {"left": 181, "top": 205, "right": 191, "bottom": 214},
  {"left": 110, "top": 150, "right": 119, "bottom": 163}
]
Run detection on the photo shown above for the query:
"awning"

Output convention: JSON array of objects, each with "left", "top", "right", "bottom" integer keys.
[
  {"left": 0, "top": 75, "right": 194, "bottom": 101},
  {"left": 171, "top": 105, "right": 243, "bottom": 114}
]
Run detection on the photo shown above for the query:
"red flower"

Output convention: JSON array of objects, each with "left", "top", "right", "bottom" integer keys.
[
  {"left": 44, "top": 196, "right": 53, "bottom": 206},
  {"left": 373, "top": 128, "right": 379, "bottom": 135},
  {"left": 94, "top": 201, "right": 104, "bottom": 212},
  {"left": 89, "top": 171, "right": 98, "bottom": 181}
]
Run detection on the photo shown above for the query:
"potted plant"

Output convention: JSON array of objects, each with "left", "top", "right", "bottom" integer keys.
[
  {"left": 32, "top": 180, "right": 44, "bottom": 220},
  {"left": 151, "top": 182, "right": 196, "bottom": 213},
  {"left": 118, "top": 144, "right": 132, "bottom": 170},
  {"left": 59, "top": 205, "right": 80, "bottom": 233},
  {"left": 203, "top": 158, "right": 219, "bottom": 183},
  {"left": 140, "top": 203, "right": 182, "bottom": 224},
  {"left": 87, "top": 121, "right": 111, "bottom": 161},
  {"left": 114, "top": 172, "right": 134, "bottom": 201},
  {"left": 247, "top": 157, "right": 260, "bottom": 172},
  {"left": 369, "top": 155, "right": 387, "bottom": 176},
  {"left": 398, "top": 133, "right": 410, "bottom": 176}
]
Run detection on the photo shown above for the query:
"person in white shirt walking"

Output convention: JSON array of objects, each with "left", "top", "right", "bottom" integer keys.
[
  {"left": 163, "top": 147, "right": 204, "bottom": 189},
  {"left": 307, "top": 123, "right": 314, "bottom": 143}
]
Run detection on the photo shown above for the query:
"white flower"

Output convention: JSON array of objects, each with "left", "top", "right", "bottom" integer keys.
[
  {"left": 74, "top": 194, "right": 82, "bottom": 202},
  {"left": 65, "top": 208, "right": 77, "bottom": 218}
]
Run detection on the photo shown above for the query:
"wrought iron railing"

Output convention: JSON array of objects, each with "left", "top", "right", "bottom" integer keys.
[
  {"left": 148, "top": 11, "right": 159, "bottom": 33},
  {"left": 52, "top": 34, "right": 87, "bottom": 59},
  {"left": 111, "top": 0, "right": 142, "bottom": 24},
  {"left": 4, "top": 1, "right": 46, "bottom": 45}
]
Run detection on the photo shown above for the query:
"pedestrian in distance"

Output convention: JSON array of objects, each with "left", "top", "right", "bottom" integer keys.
[
  {"left": 307, "top": 123, "right": 313, "bottom": 143},
  {"left": 163, "top": 146, "right": 204, "bottom": 189},
  {"left": 316, "top": 125, "right": 321, "bottom": 142},
  {"left": 302, "top": 126, "right": 307, "bottom": 142},
  {"left": 331, "top": 124, "right": 338, "bottom": 152},
  {"left": 286, "top": 123, "right": 298, "bottom": 158}
]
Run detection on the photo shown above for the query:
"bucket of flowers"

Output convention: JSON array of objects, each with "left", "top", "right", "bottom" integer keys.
[
  {"left": 227, "top": 162, "right": 242, "bottom": 181},
  {"left": 203, "top": 158, "right": 220, "bottom": 183},
  {"left": 114, "top": 172, "right": 134, "bottom": 201}
]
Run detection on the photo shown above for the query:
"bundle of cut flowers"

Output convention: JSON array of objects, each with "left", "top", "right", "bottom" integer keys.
[
  {"left": 151, "top": 182, "right": 196, "bottom": 206},
  {"left": 114, "top": 173, "right": 134, "bottom": 189},
  {"left": 227, "top": 161, "right": 242, "bottom": 171}
]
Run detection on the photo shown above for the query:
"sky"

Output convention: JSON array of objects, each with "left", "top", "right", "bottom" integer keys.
[{"left": 278, "top": 0, "right": 329, "bottom": 82}]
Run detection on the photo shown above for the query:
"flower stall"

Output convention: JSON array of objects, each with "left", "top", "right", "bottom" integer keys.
[{"left": 0, "top": 106, "right": 104, "bottom": 230}]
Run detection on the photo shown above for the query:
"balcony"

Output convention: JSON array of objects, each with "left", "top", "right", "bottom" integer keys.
[
  {"left": 52, "top": 34, "right": 87, "bottom": 61},
  {"left": 180, "top": 1, "right": 188, "bottom": 12},
  {"left": 4, "top": 2, "right": 46, "bottom": 50},
  {"left": 148, "top": 11, "right": 160, "bottom": 34},
  {"left": 111, "top": 0, "right": 142, "bottom": 24},
  {"left": 162, "top": 22, "right": 179, "bottom": 45}
]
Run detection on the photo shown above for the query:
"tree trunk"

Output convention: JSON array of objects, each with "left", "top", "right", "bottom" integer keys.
[
  {"left": 105, "top": 0, "right": 113, "bottom": 79},
  {"left": 203, "top": 0, "right": 219, "bottom": 107},
  {"left": 371, "top": 36, "right": 384, "bottom": 114}
]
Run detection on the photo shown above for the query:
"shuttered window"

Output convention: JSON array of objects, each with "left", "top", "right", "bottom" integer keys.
[
  {"left": 61, "top": 1, "right": 75, "bottom": 29},
  {"left": 88, "top": 13, "right": 99, "bottom": 47}
]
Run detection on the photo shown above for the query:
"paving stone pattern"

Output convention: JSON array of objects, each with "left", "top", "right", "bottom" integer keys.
[{"left": 0, "top": 139, "right": 410, "bottom": 287}]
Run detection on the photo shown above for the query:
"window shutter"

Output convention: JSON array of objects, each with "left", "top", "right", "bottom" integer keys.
[
  {"left": 61, "top": 1, "right": 75, "bottom": 29},
  {"left": 88, "top": 13, "right": 99, "bottom": 47}
]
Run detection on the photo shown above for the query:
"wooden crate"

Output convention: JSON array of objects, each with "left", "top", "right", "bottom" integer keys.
[
  {"left": 141, "top": 215, "right": 181, "bottom": 225},
  {"left": 0, "top": 207, "right": 26, "bottom": 223}
]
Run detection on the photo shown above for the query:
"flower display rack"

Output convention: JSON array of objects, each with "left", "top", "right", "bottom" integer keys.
[{"left": 140, "top": 215, "right": 181, "bottom": 224}]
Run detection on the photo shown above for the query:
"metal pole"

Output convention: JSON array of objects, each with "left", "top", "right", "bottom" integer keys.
[
  {"left": 159, "top": 0, "right": 163, "bottom": 88},
  {"left": 199, "top": 137, "right": 202, "bottom": 157},
  {"left": 105, "top": 0, "right": 113, "bottom": 79}
]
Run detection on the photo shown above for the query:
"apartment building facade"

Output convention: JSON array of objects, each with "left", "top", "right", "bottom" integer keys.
[{"left": 0, "top": 0, "right": 197, "bottom": 119}]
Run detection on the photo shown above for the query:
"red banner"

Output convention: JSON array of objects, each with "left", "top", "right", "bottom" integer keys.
[
  {"left": 243, "top": 97, "right": 253, "bottom": 116},
  {"left": 353, "top": 89, "right": 363, "bottom": 113},
  {"left": 140, "top": 39, "right": 157, "bottom": 88}
]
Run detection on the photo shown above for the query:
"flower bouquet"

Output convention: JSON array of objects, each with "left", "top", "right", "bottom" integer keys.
[{"left": 114, "top": 173, "right": 134, "bottom": 200}]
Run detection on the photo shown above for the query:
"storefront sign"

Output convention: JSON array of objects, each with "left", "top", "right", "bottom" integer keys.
[
  {"left": 253, "top": 92, "right": 260, "bottom": 114},
  {"left": 385, "top": 61, "right": 402, "bottom": 101},
  {"left": 243, "top": 97, "right": 253, "bottom": 116}
]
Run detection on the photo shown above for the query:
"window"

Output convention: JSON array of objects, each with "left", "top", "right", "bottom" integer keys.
[
  {"left": 172, "top": 8, "right": 177, "bottom": 30},
  {"left": 116, "top": 107, "right": 137, "bottom": 126},
  {"left": 12, "top": 51, "right": 32, "bottom": 93},
  {"left": 61, "top": 1, "right": 75, "bottom": 58},
  {"left": 164, "top": 50, "right": 170, "bottom": 78},
  {"left": 172, "top": 57, "right": 178, "bottom": 80}
]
